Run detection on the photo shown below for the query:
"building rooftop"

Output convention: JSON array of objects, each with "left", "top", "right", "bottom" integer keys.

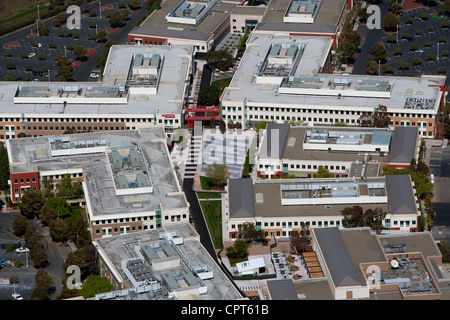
[
  {"left": 258, "top": 124, "right": 394, "bottom": 164},
  {"left": 93, "top": 224, "right": 243, "bottom": 300},
  {"left": 228, "top": 174, "right": 417, "bottom": 220},
  {"left": 221, "top": 33, "right": 445, "bottom": 113},
  {"left": 266, "top": 228, "right": 446, "bottom": 300},
  {"left": 7, "top": 127, "right": 188, "bottom": 221},
  {"left": 310, "top": 228, "right": 445, "bottom": 300},
  {"left": 0, "top": 45, "right": 192, "bottom": 117},
  {"left": 130, "top": 0, "right": 238, "bottom": 42},
  {"left": 260, "top": 0, "right": 346, "bottom": 26},
  {"left": 388, "top": 127, "right": 419, "bottom": 165}
]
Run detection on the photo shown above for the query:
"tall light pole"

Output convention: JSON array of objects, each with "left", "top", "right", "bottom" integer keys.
[
  {"left": 64, "top": 45, "right": 66, "bottom": 58},
  {"left": 397, "top": 25, "right": 399, "bottom": 43},
  {"left": 437, "top": 41, "right": 439, "bottom": 60},
  {"left": 36, "top": 19, "right": 39, "bottom": 37},
  {"left": 99, "top": 2, "right": 102, "bottom": 19},
  {"left": 378, "top": 60, "right": 380, "bottom": 76}
]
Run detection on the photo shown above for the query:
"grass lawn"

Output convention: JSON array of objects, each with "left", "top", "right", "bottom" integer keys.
[
  {"left": 199, "top": 175, "right": 225, "bottom": 191},
  {"left": 211, "top": 77, "right": 232, "bottom": 95},
  {"left": 197, "top": 192, "right": 222, "bottom": 199},
  {"left": 200, "top": 200, "right": 223, "bottom": 249},
  {"left": 61, "top": 207, "right": 83, "bottom": 226},
  {"left": 0, "top": 0, "right": 44, "bottom": 20}
]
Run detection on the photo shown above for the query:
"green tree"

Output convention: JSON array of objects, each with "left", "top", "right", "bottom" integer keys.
[
  {"left": 373, "top": 105, "right": 391, "bottom": 128},
  {"left": 49, "top": 218, "right": 70, "bottom": 242},
  {"left": 219, "top": 119, "right": 226, "bottom": 134},
  {"left": 128, "top": 0, "right": 141, "bottom": 10},
  {"left": 12, "top": 215, "right": 30, "bottom": 237},
  {"left": 439, "top": 0, "right": 450, "bottom": 14},
  {"left": 366, "top": 59, "right": 379, "bottom": 75},
  {"left": 413, "top": 57, "right": 422, "bottom": 65},
  {"left": 44, "top": 197, "right": 72, "bottom": 218},
  {"left": 69, "top": 219, "right": 91, "bottom": 248},
  {"left": 238, "top": 222, "right": 266, "bottom": 243},
  {"left": 204, "top": 163, "right": 228, "bottom": 188},
  {"left": 78, "top": 275, "right": 113, "bottom": 299},
  {"left": 197, "top": 85, "right": 220, "bottom": 106},
  {"left": 315, "top": 166, "right": 334, "bottom": 178},
  {"left": 18, "top": 190, "right": 45, "bottom": 219},
  {"left": 341, "top": 205, "right": 387, "bottom": 232},
  {"left": 108, "top": 9, "right": 130, "bottom": 27},
  {"left": 57, "top": 174, "right": 82, "bottom": 199},
  {"left": 31, "top": 269, "right": 53, "bottom": 300},
  {"left": 73, "top": 45, "right": 87, "bottom": 60},
  {"left": 398, "top": 61, "right": 410, "bottom": 70},
  {"left": 96, "top": 30, "right": 107, "bottom": 42},
  {"left": 383, "top": 12, "right": 400, "bottom": 31},
  {"left": 226, "top": 239, "right": 248, "bottom": 260},
  {"left": 0, "top": 142, "right": 10, "bottom": 190},
  {"left": 369, "top": 42, "right": 387, "bottom": 62},
  {"left": 205, "top": 50, "right": 234, "bottom": 71},
  {"left": 56, "top": 56, "right": 74, "bottom": 81},
  {"left": 30, "top": 242, "right": 48, "bottom": 269},
  {"left": 39, "top": 204, "right": 56, "bottom": 227}
]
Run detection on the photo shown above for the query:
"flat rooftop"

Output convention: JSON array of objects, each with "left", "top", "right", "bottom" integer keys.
[
  {"left": 228, "top": 177, "right": 391, "bottom": 219},
  {"left": 228, "top": 174, "right": 417, "bottom": 220},
  {"left": 313, "top": 228, "right": 445, "bottom": 299},
  {"left": 259, "top": 124, "right": 393, "bottom": 163},
  {"left": 93, "top": 224, "right": 243, "bottom": 300},
  {"left": 7, "top": 127, "right": 188, "bottom": 220},
  {"left": 221, "top": 33, "right": 445, "bottom": 113},
  {"left": 257, "top": 0, "right": 346, "bottom": 26},
  {"left": 130, "top": 0, "right": 238, "bottom": 41},
  {"left": 0, "top": 45, "right": 192, "bottom": 117}
]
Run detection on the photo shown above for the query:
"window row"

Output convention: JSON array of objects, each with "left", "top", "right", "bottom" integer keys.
[
  {"left": 13, "top": 177, "right": 37, "bottom": 184},
  {"left": 93, "top": 214, "right": 187, "bottom": 225}
]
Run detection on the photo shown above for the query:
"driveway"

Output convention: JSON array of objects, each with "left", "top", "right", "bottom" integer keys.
[{"left": 430, "top": 144, "right": 450, "bottom": 244}]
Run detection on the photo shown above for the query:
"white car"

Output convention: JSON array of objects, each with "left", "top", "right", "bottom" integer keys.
[
  {"left": 90, "top": 73, "right": 99, "bottom": 78},
  {"left": 15, "top": 247, "right": 29, "bottom": 253},
  {"left": 415, "top": 49, "right": 424, "bottom": 53},
  {"left": 28, "top": 53, "right": 35, "bottom": 58},
  {"left": 12, "top": 293, "right": 23, "bottom": 300}
]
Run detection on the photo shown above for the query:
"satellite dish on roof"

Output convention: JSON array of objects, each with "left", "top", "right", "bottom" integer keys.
[{"left": 390, "top": 259, "right": 399, "bottom": 269}]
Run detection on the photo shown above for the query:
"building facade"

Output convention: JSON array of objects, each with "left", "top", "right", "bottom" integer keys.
[{"left": 7, "top": 127, "right": 190, "bottom": 240}]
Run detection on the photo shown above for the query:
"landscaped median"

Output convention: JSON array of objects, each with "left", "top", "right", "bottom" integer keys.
[{"left": 198, "top": 196, "right": 223, "bottom": 250}]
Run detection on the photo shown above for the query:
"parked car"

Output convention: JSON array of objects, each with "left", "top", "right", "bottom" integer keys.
[
  {"left": 28, "top": 53, "right": 35, "bottom": 58},
  {"left": 415, "top": 49, "right": 424, "bottom": 53},
  {"left": 12, "top": 293, "right": 23, "bottom": 300}
]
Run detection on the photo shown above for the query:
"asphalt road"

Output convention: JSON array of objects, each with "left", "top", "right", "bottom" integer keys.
[
  {"left": 183, "top": 178, "right": 218, "bottom": 263},
  {"left": 430, "top": 144, "right": 450, "bottom": 244},
  {"left": 0, "top": 0, "right": 146, "bottom": 82}
]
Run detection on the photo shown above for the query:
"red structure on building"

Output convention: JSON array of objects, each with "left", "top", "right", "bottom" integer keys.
[
  {"left": 10, "top": 171, "right": 40, "bottom": 203},
  {"left": 185, "top": 106, "right": 221, "bottom": 130}
]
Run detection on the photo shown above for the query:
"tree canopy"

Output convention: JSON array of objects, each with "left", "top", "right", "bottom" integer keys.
[
  {"left": 19, "top": 190, "right": 45, "bottom": 219},
  {"left": 204, "top": 163, "right": 228, "bottom": 188},
  {"left": 341, "top": 205, "right": 387, "bottom": 232},
  {"left": 238, "top": 222, "right": 266, "bottom": 243},
  {"left": 205, "top": 50, "right": 234, "bottom": 71}
]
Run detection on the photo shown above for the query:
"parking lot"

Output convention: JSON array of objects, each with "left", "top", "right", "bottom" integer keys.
[
  {"left": 353, "top": 2, "right": 450, "bottom": 83},
  {"left": 0, "top": 0, "right": 146, "bottom": 82},
  {"left": 0, "top": 212, "right": 36, "bottom": 300},
  {"left": 382, "top": 6, "right": 450, "bottom": 76}
]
